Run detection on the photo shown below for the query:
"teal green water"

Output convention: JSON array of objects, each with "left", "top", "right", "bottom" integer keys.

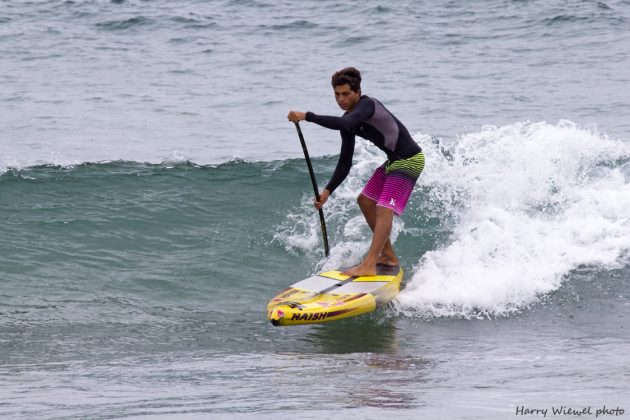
[
  {"left": 2, "top": 161, "right": 306, "bottom": 350},
  {"left": 1, "top": 159, "right": 426, "bottom": 359},
  {"left": 2, "top": 158, "right": 630, "bottom": 418}
]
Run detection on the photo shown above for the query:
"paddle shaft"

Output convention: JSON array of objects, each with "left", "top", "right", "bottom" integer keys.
[{"left": 294, "top": 122, "right": 330, "bottom": 257}]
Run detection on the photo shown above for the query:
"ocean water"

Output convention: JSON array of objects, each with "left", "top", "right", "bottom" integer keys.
[{"left": 2, "top": 1, "right": 630, "bottom": 419}]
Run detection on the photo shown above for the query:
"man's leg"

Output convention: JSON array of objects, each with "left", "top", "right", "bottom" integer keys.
[
  {"left": 343, "top": 152, "right": 424, "bottom": 277},
  {"left": 357, "top": 193, "right": 398, "bottom": 266},
  {"left": 343, "top": 203, "right": 394, "bottom": 277}
]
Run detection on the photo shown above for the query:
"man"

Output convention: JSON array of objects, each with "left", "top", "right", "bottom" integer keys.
[{"left": 288, "top": 67, "right": 424, "bottom": 276}]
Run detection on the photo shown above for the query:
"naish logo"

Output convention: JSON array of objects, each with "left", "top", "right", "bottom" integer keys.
[
  {"left": 291, "top": 312, "right": 328, "bottom": 321},
  {"left": 290, "top": 308, "right": 356, "bottom": 322},
  {"left": 389, "top": 198, "right": 396, "bottom": 206}
]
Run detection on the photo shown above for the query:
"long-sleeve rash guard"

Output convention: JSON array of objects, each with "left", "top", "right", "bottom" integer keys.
[{"left": 305, "top": 95, "right": 421, "bottom": 194}]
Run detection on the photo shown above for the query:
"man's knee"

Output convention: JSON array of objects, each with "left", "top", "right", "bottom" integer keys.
[
  {"left": 375, "top": 205, "right": 394, "bottom": 218},
  {"left": 357, "top": 193, "right": 374, "bottom": 207}
]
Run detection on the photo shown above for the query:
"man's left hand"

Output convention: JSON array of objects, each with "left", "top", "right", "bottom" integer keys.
[{"left": 314, "top": 189, "right": 330, "bottom": 209}]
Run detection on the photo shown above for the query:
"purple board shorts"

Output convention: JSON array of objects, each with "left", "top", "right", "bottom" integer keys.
[{"left": 361, "top": 152, "right": 425, "bottom": 216}]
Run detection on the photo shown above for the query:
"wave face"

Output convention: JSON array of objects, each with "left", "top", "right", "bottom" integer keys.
[{"left": 2, "top": 122, "right": 629, "bottom": 323}]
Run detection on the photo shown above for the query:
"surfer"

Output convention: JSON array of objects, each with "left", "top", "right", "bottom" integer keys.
[{"left": 288, "top": 67, "right": 424, "bottom": 277}]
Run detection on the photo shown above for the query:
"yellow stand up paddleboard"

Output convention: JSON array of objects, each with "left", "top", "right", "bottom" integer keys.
[{"left": 267, "top": 265, "right": 403, "bottom": 326}]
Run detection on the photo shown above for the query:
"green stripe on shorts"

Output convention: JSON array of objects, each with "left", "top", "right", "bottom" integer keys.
[{"left": 385, "top": 152, "right": 425, "bottom": 178}]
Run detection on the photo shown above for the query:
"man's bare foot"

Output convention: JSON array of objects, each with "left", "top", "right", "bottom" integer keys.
[
  {"left": 342, "top": 262, "right": 377, "bottom": 277},
  {"left": 377, "top": 255, "right": 399, "bottom": 267}
]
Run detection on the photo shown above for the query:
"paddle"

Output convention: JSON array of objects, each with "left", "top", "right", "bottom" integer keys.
[{"left": 293, "top": 121, "right": 330, "bottom": 258}]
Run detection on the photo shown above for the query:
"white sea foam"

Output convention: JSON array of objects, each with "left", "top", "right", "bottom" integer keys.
[
  {"left": 274, "top": 140, "right": 406, "bottom": 271},
  {"left": 397, "top": 121, "right": 630, "bottom": 318}
]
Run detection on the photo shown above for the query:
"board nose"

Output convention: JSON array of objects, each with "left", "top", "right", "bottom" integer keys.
[{"left": 268, "top": 307, "right": 285, "bottom": 326}]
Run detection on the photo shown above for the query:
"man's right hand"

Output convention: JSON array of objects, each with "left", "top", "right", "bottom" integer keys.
[{"left": 287, "top": 111, "right": 306, "bottom": 123}]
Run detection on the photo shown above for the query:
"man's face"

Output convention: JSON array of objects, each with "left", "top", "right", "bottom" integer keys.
[{"left": 334, "top": 84, "right": 361, "bottom": 111}]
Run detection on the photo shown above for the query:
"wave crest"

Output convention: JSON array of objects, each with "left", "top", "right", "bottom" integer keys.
[{"left": 397, "top": 121, "right": 630, "bottom": 319}]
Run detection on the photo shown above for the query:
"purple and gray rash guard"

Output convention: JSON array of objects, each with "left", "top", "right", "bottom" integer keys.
[{"left": 305, "top": 95, "right": 422, "bottom": 194}]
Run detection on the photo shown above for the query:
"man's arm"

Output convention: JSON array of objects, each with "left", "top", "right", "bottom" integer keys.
[
  {"left": 305, "top": 97, "right": 375, "bottom": 132},
  {"left": 324, "top": 130, "right": 355, "bottom": 194}
]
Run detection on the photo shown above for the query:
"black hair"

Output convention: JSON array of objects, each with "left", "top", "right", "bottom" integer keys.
[{"left": 331, "top": 67, "right": 361, "bottom": 92}]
